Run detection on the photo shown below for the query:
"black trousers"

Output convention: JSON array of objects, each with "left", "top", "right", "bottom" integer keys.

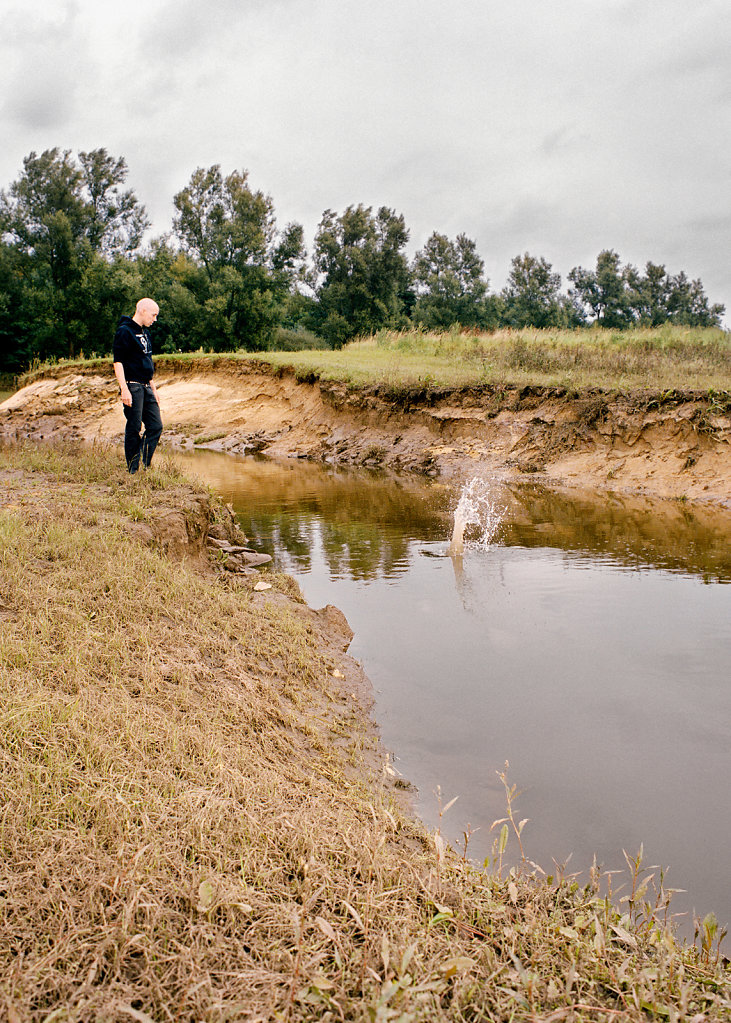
[{"left": 123, "top": 382, "right": 163, "bottom": 473}]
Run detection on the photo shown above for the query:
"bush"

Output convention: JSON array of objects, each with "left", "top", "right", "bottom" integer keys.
[{"left": 272, "top": 327, "right": 331, "bottom": 351}]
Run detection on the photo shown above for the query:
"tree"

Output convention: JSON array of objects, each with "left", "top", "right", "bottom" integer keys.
[
  {"left": 130, "top": 238, "right": 205, "bottom": 353},
  {"left": 501, "top": 252, "right": 562, "bottom": 328},
  {"left": 624, "top": 261, "right": 671, "bottom": 326},
  {"left": 0, "top": 148, "right": 148, "bottom": 363},
  {"left": 173, "top": 166, "right": 274, "bottom": 280},
  {"left": 79, "top": 149, "right": 149, "bottom": 256},
  {"left": 172, "top": 166, "right": 305, "bottom": 350},
  {"left": 412, "top": 232, "right": 492, "bottom": 329},
  {"left": 312, "top": 204, "right": 411, "bottom": 346},
  {"left": 567, "top": 249, "right": 633, "bottom": 328},
  {"left": 665, "top": 271, "right": 724, "bottom": 327},
  {"left": 0, "top": 240, "right": 35, "bottom": 374}
]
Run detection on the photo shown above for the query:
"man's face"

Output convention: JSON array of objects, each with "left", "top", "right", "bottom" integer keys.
[{"left": 140, "top": 305, "right": 159, "bottom": 327}]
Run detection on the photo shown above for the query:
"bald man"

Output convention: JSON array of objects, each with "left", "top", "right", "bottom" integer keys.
[{"left": 113, "top": 298, "right": 163, "bottom": 473}]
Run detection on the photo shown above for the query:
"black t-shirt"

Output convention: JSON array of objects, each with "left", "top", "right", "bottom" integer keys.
[{"left": 113, "top": 316, "right": 154, "bottom": 383}]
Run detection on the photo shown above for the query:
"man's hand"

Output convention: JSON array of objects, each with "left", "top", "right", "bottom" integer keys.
[{"left": 114, "top": 362, "right": 132, "bottom": 406}]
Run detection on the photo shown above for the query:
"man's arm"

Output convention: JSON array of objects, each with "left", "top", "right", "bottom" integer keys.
[{"left": 113, "top": 361, "right": 132, "bottom": 407}]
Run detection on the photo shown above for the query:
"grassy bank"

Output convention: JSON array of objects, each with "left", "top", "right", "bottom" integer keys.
[
  {"left": 14, "top": 326, "right": 731, "bottom": 396},
  {"left": 1, "top": 443, "right": 729, "bottom": 1021},
  {"left": 259, "top": 327, "right": 731, "bottom": 393}
]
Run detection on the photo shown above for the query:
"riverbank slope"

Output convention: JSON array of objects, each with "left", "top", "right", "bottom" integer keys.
[
  {"left": 1, "top": 442, "right": 729, "bottom": 1020},
  {"left": 2, "top": 354, "right": 730, "bottom": 506}
]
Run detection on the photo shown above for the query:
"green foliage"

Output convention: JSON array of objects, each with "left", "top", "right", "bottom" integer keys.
[
  {"left": 312, "top": 204, "right": 412, "bottom": 346},
  {"left": 0, "top": 148, "right": 148, "bottom": 364},
  {"left": 569, "top": 251, "right": 724, "bottom": 329},
  {"left": 171, "top": 165, "right": 307, "bottom": 352},
  {"left": 501, "top": 252, "right": 575, "bottom": 328},
  {"left": 273, "top": 326, "right": 330, "bottom": 351},
  {"left": 78, "top": 148, "right": 150, "bottom": 256},
  {"left": 173, "top": 165, "right": 275, "bottom": 279},
  {"left": 412, "top": 232, "right": 495, "bottom": 330},
  {"left": 0, "top": 148, "right": 726, "bottom": 375},
  {"left": 568, "top": 249, "right": 632, "bottom": 328}
]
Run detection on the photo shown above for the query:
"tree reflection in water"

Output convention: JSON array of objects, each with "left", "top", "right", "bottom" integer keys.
[{"left": 176, "top": 449, "right": 731, "bottom": 583}]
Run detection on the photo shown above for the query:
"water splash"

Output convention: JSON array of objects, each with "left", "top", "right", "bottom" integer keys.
[{"left": 449, "top": 477, "right": 503, "bottom": 555}]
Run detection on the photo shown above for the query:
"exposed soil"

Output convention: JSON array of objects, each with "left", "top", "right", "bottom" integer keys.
[{"left": 2, "top": 358, "right": 730, "bottom": 506}]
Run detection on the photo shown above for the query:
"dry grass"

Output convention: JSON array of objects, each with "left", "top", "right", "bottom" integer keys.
[{"left": 1, "top": 442, "right": 729, "bottom": 1021}]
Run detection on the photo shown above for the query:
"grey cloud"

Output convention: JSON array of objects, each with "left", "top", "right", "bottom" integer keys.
[
  {"left": 683, "top": 212, "right": 731, "bottom": 235},
  {"left": 490, "top": 198, "right": 561, "bottom": 238},
  {"left": 2, "top": 2, "right": 87, "bottom": 131},
  {"left": 150, "top": 0, "right": 297, "bottom": 58},
  {"left": 4, "top": 78, "right": 76, "bottom": 130},
  {"left": 661, "top": 38, "right": 731, "bottom": 78},
  {"left": 0, "top": 0, "right": 727, "bottom": 318}
]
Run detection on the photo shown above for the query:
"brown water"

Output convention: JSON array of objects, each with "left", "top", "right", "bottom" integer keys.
[{"left": 178, "top": 449, "right": 731, "bottom": 936}]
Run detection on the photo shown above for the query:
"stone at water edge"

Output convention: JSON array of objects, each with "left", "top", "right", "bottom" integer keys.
[
  {"left": 243, "top": 552, "right": 272, "bottom": 567},
  {"left": 253, "top": 581, "right": 272, "bottom": 591}
]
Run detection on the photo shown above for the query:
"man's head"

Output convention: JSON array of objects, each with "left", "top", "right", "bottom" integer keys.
[{"left": 133, "top": 298, "right": 159, "bottom": 328}]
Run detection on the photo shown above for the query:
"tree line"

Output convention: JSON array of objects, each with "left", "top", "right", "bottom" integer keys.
[{"left": 0, "top": 147, "right": 725, "bottom": 374}]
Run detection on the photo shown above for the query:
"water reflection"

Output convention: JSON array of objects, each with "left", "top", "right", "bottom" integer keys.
[
  {"left": 177, "top": 449, "right": 450, "bottom": 580},
  {"left": 179, "top": 449, "right": 731, "bottom": 583},
  {"left": 501, "top": 485, "right": 731, "bottom": 583},
  {"left": 175, "top": 449, "right": 731, "bottom": 935}
]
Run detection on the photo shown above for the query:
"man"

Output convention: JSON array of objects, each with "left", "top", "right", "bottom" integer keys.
[{"left": 113, "top": 298, "right": 163, "bottom": 473}]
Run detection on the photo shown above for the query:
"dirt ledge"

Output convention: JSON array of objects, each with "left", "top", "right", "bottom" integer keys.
[{"left": 2, "top": 360, "right": 729, "bottom": 506}]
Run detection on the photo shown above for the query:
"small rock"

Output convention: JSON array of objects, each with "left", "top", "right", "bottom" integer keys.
[
  {"left": 316, "top": 605, "right": 354, "bottom": 652},
  {"left": 253, "top": 581, "right": 272, "bottom": 591},
  {"left": 242, "top": 551, "right": 272, "bottom": 567}
]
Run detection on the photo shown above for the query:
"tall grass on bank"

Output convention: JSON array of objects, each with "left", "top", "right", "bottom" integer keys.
[
  {"left": 15, "top": 326, "right": 731, "bottom": 395},
  {"left": 260, "top": 326, "right": 731, "bottom": 393},
  {"left": 1, "top": 442, "right": 729, "bottom": 1020}
]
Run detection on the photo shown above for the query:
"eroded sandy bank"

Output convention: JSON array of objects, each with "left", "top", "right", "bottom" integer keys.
[{"left": 2, "top": 358, "right": 729, "bottom": 506}]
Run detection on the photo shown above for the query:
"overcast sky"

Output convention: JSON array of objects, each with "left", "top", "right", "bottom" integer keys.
[{"left": 2, "top": 0, "right": 729, "bottom": 317}]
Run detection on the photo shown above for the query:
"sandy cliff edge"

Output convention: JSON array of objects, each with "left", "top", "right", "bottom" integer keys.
[{"left": 1, "top": 360, "right": 729, "bottom": 506}]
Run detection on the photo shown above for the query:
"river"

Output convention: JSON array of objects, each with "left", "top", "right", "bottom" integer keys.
[{"left": 176, "top": 448, "right": 731, "bottom": 938}]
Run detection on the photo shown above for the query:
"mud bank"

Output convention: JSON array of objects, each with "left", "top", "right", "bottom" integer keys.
[{"left": 2, "top": 357, "right": 730, "bottom": 505}]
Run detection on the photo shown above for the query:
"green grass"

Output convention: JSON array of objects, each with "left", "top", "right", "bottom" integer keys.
[
  {"left": 17, "top": 326, "right": 731, "bottom": 396},
  {"left": 257, "top": 326, "right": 731, "bottom": 393},
  {"left": 1, "top": 441, "right": 729, "bottom": 1020}
]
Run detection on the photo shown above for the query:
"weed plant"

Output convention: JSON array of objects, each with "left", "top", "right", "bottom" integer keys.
[{"left": 0, "top": 442, "right": 729, "bottom": 1020}]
